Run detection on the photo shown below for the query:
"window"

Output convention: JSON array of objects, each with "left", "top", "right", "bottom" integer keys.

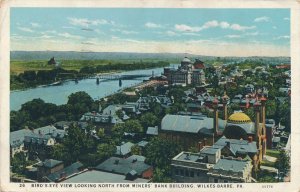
[
  {"left": 185, "top": 170, "right": 189, "bottom": 177},
  {"left": 224, "top": 180, "right": 228, "bottom": 183},
  {"left": 190, "top": 171, "right": 194, "bottom": 177},
  {"left": 175, "top": 169, "right": 179, "bottom": 176},
  {"left": 180, "top": 169, "right": 184, "bottom": 176},
  {"left": 214, "top": 178, "right": 218, "bottom": 183},
  {"left": 197, "top": 172, "right": 200, "bottom": 177}
]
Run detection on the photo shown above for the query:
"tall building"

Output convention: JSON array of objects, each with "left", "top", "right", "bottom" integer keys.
[{"left": 163, "top": 57, "right": 205, "bottom": 86}]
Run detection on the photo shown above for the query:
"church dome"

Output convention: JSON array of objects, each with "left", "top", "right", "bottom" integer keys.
[
  {"left": 181, "top": 57, "right": 191, "bottom": 63},
  {"left": 227, "top": 112, "right": 252, "bottom": 124}
]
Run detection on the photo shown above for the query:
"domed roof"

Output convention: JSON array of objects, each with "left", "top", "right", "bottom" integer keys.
[
  {"left": 181, "top": 57, "right": 191, "bottom": 63},
  {"left": 227, "top": 112, "right": 252, "bottom": 124}
]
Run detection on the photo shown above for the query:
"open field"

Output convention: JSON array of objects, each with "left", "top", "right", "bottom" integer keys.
[{"left": 10, "top": 59, "right": 175, "bottom": 75}]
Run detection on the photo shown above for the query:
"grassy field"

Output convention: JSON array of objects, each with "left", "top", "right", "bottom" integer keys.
[
  {"left": 266, "top": 149, "right": 280, "bottom": 159},
  {"left": 10, "top": 59, "right": 177, "bottom": 75}
]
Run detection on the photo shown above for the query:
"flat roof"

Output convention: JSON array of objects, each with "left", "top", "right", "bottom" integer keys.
[{"left": 61, "top": 170, "right": 149, "bottom": 183}]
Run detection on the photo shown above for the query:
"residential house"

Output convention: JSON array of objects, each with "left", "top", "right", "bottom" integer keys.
[{"left": 95, "top": 155, "right": 153, "bottom": 180}]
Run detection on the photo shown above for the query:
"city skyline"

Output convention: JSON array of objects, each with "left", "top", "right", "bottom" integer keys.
[{"left": 11, "top": 8, "right": 290, "bottom": 57}]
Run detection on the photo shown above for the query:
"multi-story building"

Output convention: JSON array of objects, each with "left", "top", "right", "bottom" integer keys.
[
  {"left": 171, "top": 146, "right": 253, "bottom": 183},
  {"left": 163, "top": 57, "right": 205, "bottom": 86}
]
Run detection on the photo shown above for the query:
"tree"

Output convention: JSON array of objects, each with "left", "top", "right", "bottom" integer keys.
[
  {"left": 97, "top": 143, "right": 116, "bottom": 160},
  {"left": 124, "top": 120, "right": 143, "bottom": 133},
  {"left": 152, "top": 168, "right": 174, "bottom": 183},
  {"left": 22, "top": 70, "right": 36, "bottom": 81},
  {"left": 97, "top": 128, "right": 105, "bottom": 138},
  {"left": 115, "top": 109, "right": 124, "bottom": 119},
  {"left": 131, "top": 144, "right": 141, "bottom": 155},
  {"left": 67, "top": 91, "right": 94, "bottom": 110},
  {"left": 63, "top": 124, "right": 95, "bottom": 162},
  {"left": 145, "top": 137, "right": 183, "bottom": 169},
  {"left": 274, "top": 150, "right": 290, "bottom": 176},
  {"left": 140, "top": 113, "right": 159, "bottom": 129},
  {"left": 11, "top": 152, "right": 28, "bottom": 175},
  {"left": 50, "top": 144, "right": 70, "bottom": 162}
]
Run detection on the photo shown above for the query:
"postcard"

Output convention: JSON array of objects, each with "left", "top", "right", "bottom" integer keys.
[{"left": 1, "top": 0, "right": 300, "bottom": 191}]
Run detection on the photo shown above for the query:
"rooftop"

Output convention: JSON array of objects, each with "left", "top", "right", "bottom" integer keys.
[
  {"left": 213, "top": 136, "right": 257, "bottom": 155},
  {"left": 95, "top": 156, "right": 151, "bottom": 176},
  {"left": 45, "top": 162, "right": 84, "bottom": 182},
  {"left": 161, "top": 114, "right": 226, "bottom": 135},
  {"left": 115, "top": 142, "right": 134, "bottom": 156},
  {"left": 61, "top": 170, "right": 150, "bottom": 183},
  {"left": 37, "top": 159, "right": 63, "bottom": 168},
  {"left": 212, "top": 158, "right": 249, "bottom": 172}
]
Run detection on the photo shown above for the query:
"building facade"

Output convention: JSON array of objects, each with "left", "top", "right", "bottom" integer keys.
[{"left": 163, "top": 57, "right": 205, "bottom": 86}]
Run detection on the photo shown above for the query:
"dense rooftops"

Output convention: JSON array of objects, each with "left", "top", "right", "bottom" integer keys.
[{"left": 95, "top": 156, "right": 151, "bottom": 176}]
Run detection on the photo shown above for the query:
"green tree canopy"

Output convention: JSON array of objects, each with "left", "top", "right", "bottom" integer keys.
[
  {"left": 97, "top": 143, "right": 116, "bottom": 160},
  {"left": 140, "top": 112, "right": 159, "bottom": 129},
  {"left": 275, "top": 150, "right": 290, "bottom": 176},
  {"left": 145, "top": 137, "right": 183, "bottom": 169}
]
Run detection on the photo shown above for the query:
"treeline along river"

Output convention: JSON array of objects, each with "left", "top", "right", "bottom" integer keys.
[{"left": 10, "top": 65, "right": 178, "bottom": 111}]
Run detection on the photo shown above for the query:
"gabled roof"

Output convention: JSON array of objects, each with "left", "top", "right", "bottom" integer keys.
[
  {"left": 37, "top": 159, "right": 63, "bottom": 168},
  {"left": 116, "top": 142, "right": 134, "bottom": 156},
  {"left": 95, "top": 156, "right": 151, "bottom": 176},
  {"left": 213, "top": 136, "right": 257, "bottom": 155},
  {"left": 45, "top": 162, "right": 83, "bottom": 182},
  {"left": 161, "top": 114, "right": 226, "bottom": 135}
]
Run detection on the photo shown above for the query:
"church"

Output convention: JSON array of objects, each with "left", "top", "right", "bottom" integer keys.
[{"left": 159, "top": 92, "right": 268, "bottom": 168}]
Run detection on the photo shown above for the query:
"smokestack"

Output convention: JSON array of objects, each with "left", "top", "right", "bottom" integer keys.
[
  {"left": 222, "top": 91, "right": 229, "bottom": 120},
  {"left": 213, "top": 96, "right": 219, "bottom": 135},
  {"left": 254, "top": 101, "right": 261, "bottom": 142}
]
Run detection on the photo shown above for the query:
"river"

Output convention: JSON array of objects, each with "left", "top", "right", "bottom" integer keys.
[{"left": 10, "top": 64, "right": 178, "bottom": 111}]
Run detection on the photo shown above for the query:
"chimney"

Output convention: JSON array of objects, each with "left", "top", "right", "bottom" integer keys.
[
  {"left": 248, "top": 136, "right": 253, "bottom": 143},
  {"left": 203, "top": 138, "right": 207, "bottom": 146},
  {"left": 213, "top": 96, "right": 219, "bottom": 135},
  {"left": 225, "top": 141, "right": 230, "bottom": 148},
  {"left": 198, "top": 141, "right": 203, "bottom": 151}
]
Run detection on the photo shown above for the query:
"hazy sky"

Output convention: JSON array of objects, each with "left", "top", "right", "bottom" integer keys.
[{"left": 11, "top": 8, "right": 290, "bottom": 57}]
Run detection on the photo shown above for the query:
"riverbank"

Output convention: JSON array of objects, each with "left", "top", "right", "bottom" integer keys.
[
  {"left": 10, "top": 60, "right": 170, "bottom": 91},
  {"left": 10, "top": 65, "right": 172, "bottom": 111}
]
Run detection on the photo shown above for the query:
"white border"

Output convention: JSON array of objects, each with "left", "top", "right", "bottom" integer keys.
[{"left": 1, "top": 0, "right": 300, "bottom": 192}]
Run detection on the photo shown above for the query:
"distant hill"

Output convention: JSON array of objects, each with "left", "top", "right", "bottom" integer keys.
[
  {"left": 10, "top": 51, "right": 204, "bottom": 61},
  {"left": 10, "top": 51, "right": 290, "bottom": 65}
]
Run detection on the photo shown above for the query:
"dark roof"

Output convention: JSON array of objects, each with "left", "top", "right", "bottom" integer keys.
[
  {"left": 24, "top": 133, "right": 52, "bottom": 145},
  {"left": 95, "top": 156, "right": 151, "bottom": 176},
  {"left": 38, "top": 159, "right": 63, "bottom": 168},
  {"left": 61, "top": 170, "right": 150, "bottom": 183},
  {"left": 10, "top": 125, "right": 65, "bottom": 147},
  {"left": 45, "top": 162, "right": 84, "bottom": 182},
  {"left": 213, "top": 136, "right": 257, "bottom": 155}
]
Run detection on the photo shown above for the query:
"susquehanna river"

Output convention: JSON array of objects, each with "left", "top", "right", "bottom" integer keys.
[{"left": 10, "top": 65, "right": 178, "bottom": 111}]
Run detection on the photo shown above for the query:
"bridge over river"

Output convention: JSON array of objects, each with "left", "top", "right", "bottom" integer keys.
[{"left": 89, "top": 74, "right": 152, "bottom": 80}]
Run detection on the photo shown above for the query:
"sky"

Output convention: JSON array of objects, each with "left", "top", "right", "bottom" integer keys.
[{"left": 11, "top": 8, "right": 290, "bottom": 57}]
